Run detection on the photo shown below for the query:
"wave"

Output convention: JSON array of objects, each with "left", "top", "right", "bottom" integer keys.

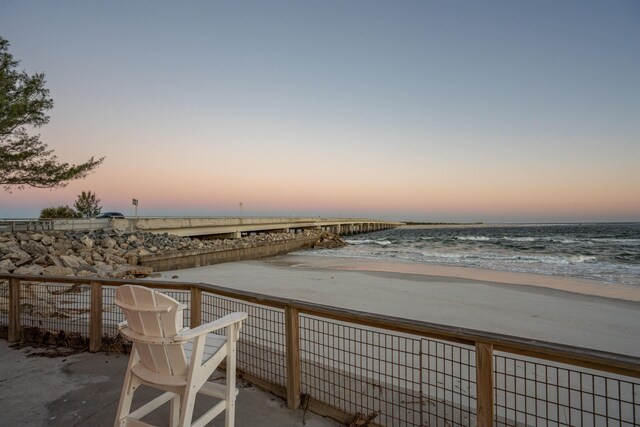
[
  {"left": 503, "top": 236, "right": 537, "bottom": 242},
  {"left": 567, "top": 255, "right": 597, "bottom": 263},
  {"left": 345, "top": 239, "right": 392, "bottom": 246},
  {"left": 549, "top": 238, "right": 580, "bottom": 244},
  {"left": 590, "top": 238, "right": 640, "bottom": 244},
  {"left": 456, "top": 236, "right": 491, "bottom": 241}
]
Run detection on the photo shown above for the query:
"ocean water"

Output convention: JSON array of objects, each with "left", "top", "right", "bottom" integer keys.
[{"left": 302, "top": 223, "right": 640, "bottom": 286}]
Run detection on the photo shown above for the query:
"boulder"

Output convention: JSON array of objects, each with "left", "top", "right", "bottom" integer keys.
[
  {"left": 123, "top": 251, "right": 139, "bottom": 266},
  {"left": 14, "top": 264, "right": 44, "bottom": 275},
  {"left": 0, "top": 241, "right": 21, "bottom": 256},
  {"left": 53, "top": 241, "right": 72, "bottom": 253},
  {"left": 46, "top": 254, "right": 65, "bottom": 267},
  {"left": 95, "top": 264, "right": 115, "bottom": 277},
  {"left": 30, "top": 233, "right": 46, "bottom": 242},
  {"left": 43, "top": 265, "right": 75, "bottom": 276},
  {"left": 0, "top": 259, "right": 16, "bottom": 272},
  {"left": 75, "top": 270, "right": 95, "bottom": 278},
  {"left": 2, "top": 249, "right": 32, "bottom": 266},
  {"left": 76, "top": 264, "right": 97, "bottom": 274},
  {"left": 60, "top": 255, "right": 83, "bottom": 269},
  {"left": 33, "top": 255, "right": 50, "bottom": 266},
  {"left": 15, "top": 232, "right": 30, "bottom": 242},
  {"left": 101, "top": 237, "right": 117, "bottom": 249},
  {"left": 80, "top": 235, "right": 94, "bottom": 248},
  {"left": 105, "top": 254, "right": 127, "bottom": 264},
  {"left": 40, "top": 235, "right": 55, "bottom": 246},
  {"left": 20, "top": 240, "right": 49, "bottom": 257}
]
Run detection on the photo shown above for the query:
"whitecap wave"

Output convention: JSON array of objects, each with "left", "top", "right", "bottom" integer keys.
[
  {"left": 567, "top": 255, "right": 597, "bottom": 263},
  {"left": 346, "top": 239, "right": 392, "bottom": 246},
  {"left": 456, "top": 236, "right": 491, "bottom": 241},
  {"left": 591, "top": 238, "right": 640, "bottom": 244},
  {"left": 503, "top": 236, "right": 537, "bottom": 242}
]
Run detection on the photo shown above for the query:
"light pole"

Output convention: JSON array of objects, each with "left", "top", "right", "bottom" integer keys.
[
  {"left": 132, "top": 198, "right": 138, "bottom": 230},
  {"left": 239, "top": 202, "right": 243, "bottom": 218}
]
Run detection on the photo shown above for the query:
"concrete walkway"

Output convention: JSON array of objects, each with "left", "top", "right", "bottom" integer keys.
[{"left": 0, "top": 340, "right": 340, "bottom": 427}]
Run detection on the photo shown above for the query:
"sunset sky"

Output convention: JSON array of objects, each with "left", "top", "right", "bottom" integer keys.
[{"left": 1, "top": 1, "right": 638, "bottom": 222}]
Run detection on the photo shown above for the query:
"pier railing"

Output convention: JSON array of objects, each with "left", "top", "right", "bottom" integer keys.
[{"left": 1, "top": 273, "right": 639, "bottom": 426}]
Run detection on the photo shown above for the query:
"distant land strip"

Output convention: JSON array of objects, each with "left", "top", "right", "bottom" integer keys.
[{"left": 402, "top": 221, "right": 484, "bottom": 226}]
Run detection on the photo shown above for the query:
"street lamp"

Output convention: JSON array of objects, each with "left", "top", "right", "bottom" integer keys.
[{"left": 132, "top": 198, "right": 138, "bottom": 230}]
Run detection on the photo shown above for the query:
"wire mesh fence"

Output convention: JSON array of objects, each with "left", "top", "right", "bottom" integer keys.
[
  {"left": 0, "top": 279, "right": 8, "bottom": 328},
  {"left": 202, "top": 292, "right": 287, "bottom": 388},
  {"left": 17, "top": 281, "right": 91, "bottom": 344},
  {"left": 1, "top": 275, "right": 639, "bottom": 427},
  {"left": 422, "top": 338, "right": 477, "bottom": 426},
  {"left": 300, "top": 314, "right": 423, "bottom": 426},
  {"left": 494, "top": 352, "right": 640, "bottom": 427},
  {"left": 102, "top": 286, "right": 120, "bottom": 337}
]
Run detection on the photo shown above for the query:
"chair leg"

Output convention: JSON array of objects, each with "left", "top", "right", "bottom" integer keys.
[
  {"left": 114, "top": 369, "right": 138, "bottom": 427},
  {"left": 179, "top": 386, "right": 198, "bottom": 427},
  {"left": 225, "top": 325, "right": 238, "bottom": 427},
  {"left": 170, "top": 395, "right": 181, "bottom": 427}
]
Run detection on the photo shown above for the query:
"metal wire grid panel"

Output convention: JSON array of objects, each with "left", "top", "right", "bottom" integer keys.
[
  {"left": 17, "top": 281, "right": 91, "bottom": 338},
  {"left": 201, "top": 292, "right": 287, "bottom": 387},
  {"left": 422, "top": 338, "right": 477, "bottom": 426},
  {"left": 0, "top": 279, "right": 8, "bottom": 327},
  {"left": 102, "top": 286, "right": 120, "bottom": 337},
  {"left": 494, "top": 353, "right": 640, "bottom": 427},
  {"left": 299, "top": 315, "right": 422, "bottom": 427}
]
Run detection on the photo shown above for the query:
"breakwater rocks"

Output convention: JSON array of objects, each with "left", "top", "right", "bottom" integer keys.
[{"left": 0, "top": 229, "right": 346, "bottom": 279}]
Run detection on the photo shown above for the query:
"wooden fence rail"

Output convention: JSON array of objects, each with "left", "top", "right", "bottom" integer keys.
[{"left": 1, "top": 273, "right": 639, "bottom": 426}]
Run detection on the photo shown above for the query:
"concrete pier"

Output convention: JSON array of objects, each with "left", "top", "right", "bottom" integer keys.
[{"left": 110, "top": 216, "right": 402, "bottom": 238}]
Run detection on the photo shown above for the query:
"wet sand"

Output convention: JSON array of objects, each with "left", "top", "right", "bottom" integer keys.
[{"left": 156, "top": 255, "right": 640, "bottom": 356}]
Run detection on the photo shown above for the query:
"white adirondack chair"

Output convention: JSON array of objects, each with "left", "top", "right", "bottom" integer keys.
[{"left": 114, "top": 285, "right": 247, "bottom": 427}]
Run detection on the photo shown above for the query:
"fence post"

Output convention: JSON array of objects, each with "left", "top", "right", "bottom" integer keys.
[
  {"left": 190, "top": 286, "right": 202, "bottom": 328},
  {"left": 8, "top": 278, "right": 21, "bottom": 342},
  {"left": 285, "top": 306, "right": 301, "bottom": 410},
  {"left": 90, "top": 282, "right": 103, "bottom": 352},
  {"left": 476, "top": 342, "right": 494, "bottom": 426}
]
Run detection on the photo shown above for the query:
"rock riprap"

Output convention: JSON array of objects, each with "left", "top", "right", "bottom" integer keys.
[
  {"left": 0, "top": 229, "right": 346, "bottom": 279},
  {"left": 0, "top": 229, "right": 347, "bottom": 344}
]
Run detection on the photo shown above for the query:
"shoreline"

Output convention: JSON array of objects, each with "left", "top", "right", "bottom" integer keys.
[
  {"left": 268, "top": 254, "right": 640, "bottom": 302},
  {"left": 156, "top": 255, "right": 640, "bottom": 356}
]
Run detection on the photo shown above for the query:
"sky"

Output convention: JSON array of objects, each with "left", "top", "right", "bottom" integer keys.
[{"left": 0, "top": 0, "right": 639, "bottom": 223}]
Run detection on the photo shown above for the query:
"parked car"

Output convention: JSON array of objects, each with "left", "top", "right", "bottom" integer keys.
[{"left": 96, "top": 212, "right": 125, "bottom": 219}]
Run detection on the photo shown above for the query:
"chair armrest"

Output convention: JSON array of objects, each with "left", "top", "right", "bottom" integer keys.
[{"left": 175, "top": 312, "right": 248, "bottom": 342}]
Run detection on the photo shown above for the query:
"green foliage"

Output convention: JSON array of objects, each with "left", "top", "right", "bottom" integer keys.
[
  {"left": 0, "top": 37, "right": 103, "bottom": 190},
  {"left": 73, "top": 190, "right": 101, "bottom": 217},
  {"left": 39, "top": 205, "right": 78, "bottom": 219}
]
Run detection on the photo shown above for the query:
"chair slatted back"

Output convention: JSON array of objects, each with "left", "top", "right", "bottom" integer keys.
[{"left": 116, "top": 285, "right": 188, "bottom": 377}]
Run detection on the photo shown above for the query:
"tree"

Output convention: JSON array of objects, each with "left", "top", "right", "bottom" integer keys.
[
  {"left": 73, "top": 190, "right": 101, "bottom": 217},
  {"left": 0, "top": 37, "right": 103, "bottom": 190},
  {"left": 40, "top": 205, "right": 78, "bottom": 219}
]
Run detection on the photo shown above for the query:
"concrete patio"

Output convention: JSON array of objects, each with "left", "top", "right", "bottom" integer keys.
[{"left": 0, "top": 340, "right": 340, "bottom": 427}]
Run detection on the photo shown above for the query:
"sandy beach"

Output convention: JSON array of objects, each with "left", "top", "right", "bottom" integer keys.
[{"left": 156, "top": 254, "right": 640, "bottom": 357}]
